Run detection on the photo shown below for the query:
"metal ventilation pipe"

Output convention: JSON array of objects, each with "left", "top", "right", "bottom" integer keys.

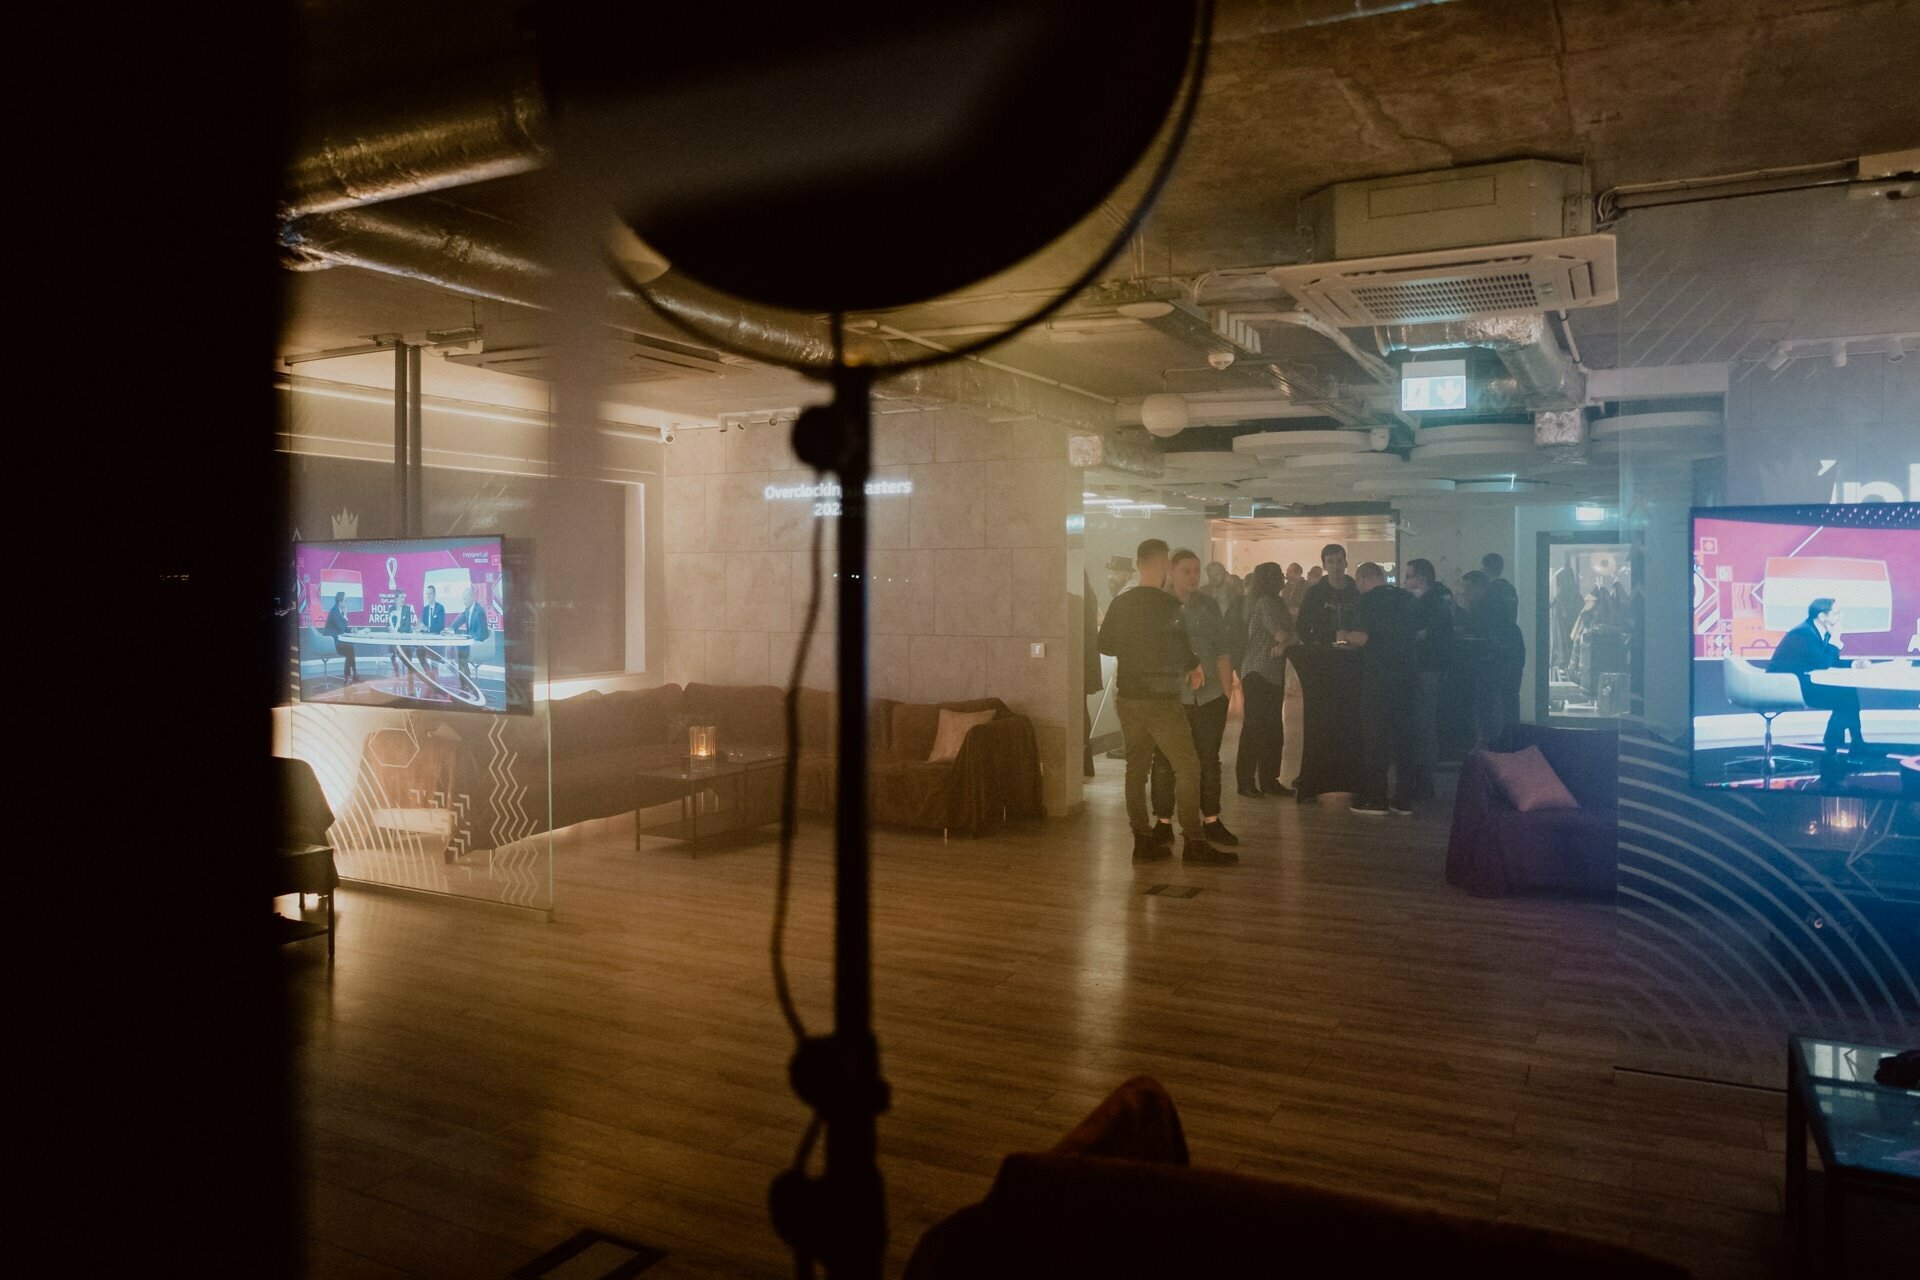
[
  {"left": 1376, "top": 314, "right": 1586, "bottom": 411},
  {"left": 283, "top": 60, "right": 550, "bottom": 220},
  {"left": 280, "top": 203, "right": 876, "bottom": 369}
]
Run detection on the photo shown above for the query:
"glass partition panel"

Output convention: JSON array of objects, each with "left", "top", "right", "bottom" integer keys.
[{"left": 1608, "top": 196, "right": 1918, "bottom": 1087}]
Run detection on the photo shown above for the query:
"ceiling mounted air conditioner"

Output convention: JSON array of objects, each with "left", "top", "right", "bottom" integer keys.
[{"left": 1269, "top": 234, "right": 1618, "bottom": 329}]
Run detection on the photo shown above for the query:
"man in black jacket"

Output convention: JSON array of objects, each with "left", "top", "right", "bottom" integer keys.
[
  {"left": 1339, "top": 562, "right": 1417, "bottom": 815},
  {"left": 1767, "top": 597, "right": 1872, "bottom": 769},
  {"left": 321, "top": 590, "right": 357, "bottom": 682},
  {"left": 1403, "top": 558, "right": 1453, "bottom": 801},
  {"left": 1097, "top": 539, "right": 1231, "bottom": 865},
  {"left": 1297, "top": 542, "right": 1359, "bottom": 645}
]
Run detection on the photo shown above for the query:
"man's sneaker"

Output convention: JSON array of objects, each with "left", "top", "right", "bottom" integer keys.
[
  {"left": 1151, "top": 821, "right": 1175, "bottom": 846},
  {"left": 1202, "top": 819, "right": 1240, "bottom": 846},
  {"left": 1349, "top": 801, "right": 1388, "bottom": 816},
  {"left": 1182, "top": 838, "right": 1238, "bottom": 865},
  {"left": 1132, "top": 831, "right": 1171, "bottom": 863},
  {"left": 1264, "top": 780, "right": 1296, "bottom": 797},
  {"left": 1387, "top": 800, "right": 1413, "bottom": 816}
]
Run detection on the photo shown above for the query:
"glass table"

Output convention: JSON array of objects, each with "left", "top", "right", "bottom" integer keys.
[
  {"left": 635, "top": 747, "right": 787, "bottom": 851},
  {"left": 1785, "top": 1034, "right": 1919, "bottom": 1277}
]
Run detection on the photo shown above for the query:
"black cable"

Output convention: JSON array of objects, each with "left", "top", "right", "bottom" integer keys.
[
  {"left": 772, "top": 477, "right": 828, "bottom": 1043},
  {"left": 605, "top": 0, "right": 1216, "bottom": 378}
]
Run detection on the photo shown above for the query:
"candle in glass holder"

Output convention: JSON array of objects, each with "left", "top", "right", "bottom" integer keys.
[{"left": 689, "top": 724, "right": 717, "bottom": 761}]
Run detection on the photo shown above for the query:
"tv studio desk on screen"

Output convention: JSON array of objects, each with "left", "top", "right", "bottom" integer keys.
[
  {"left": 1807, "top": 663, "right": 1920, "bottom": 692},
  {"left": 334, "top": 632, "right": 486, "bottom": 708}
]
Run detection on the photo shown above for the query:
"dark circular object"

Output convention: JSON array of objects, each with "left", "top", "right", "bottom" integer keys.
[{"left": 541, "top": 2, "right": 1200, "bottom": 314}]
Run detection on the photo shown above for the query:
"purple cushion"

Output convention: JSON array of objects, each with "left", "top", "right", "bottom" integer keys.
[{"left": 1479, "top": 745, "right": 1579, "bottom": 813}]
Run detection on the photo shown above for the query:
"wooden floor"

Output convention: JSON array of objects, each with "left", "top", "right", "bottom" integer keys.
[{"left": 292, "top": 743, "right": 1796, "bottom": 1279}]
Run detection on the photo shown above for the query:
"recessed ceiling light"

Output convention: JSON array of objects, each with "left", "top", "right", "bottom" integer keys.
[{"left": 1116, "top": 301, "right": 1175, "bottom": 320}]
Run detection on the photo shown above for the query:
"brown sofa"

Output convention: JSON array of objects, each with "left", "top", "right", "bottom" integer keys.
[
  {"left": 425, "top": 683, "right": 1043, "bottom": 839},
  {"left": 906, "top": 1076, "right": 1689, "bottom": 1279}
]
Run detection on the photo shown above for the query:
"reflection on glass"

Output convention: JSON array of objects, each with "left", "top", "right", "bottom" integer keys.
[{"left": 1543, "top": 541, "right": 1639, "bottom": 721}]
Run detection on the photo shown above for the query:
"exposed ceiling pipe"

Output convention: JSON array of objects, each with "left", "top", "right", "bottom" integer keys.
[
  {"left": 282, "top": 59, "right": 550, "bottom": 220},
  {"left": 278, "top": 204, "right": 1125, "bottom": 440},
  {"left": 1223, "top": 309, "right": 1394, "bottom": 384},
  {"left": 280, "top": 203, "right": 878, "bottom": 369},
  {"left": 1375, "top": 314, "right": 1586, "bottom": 410}
]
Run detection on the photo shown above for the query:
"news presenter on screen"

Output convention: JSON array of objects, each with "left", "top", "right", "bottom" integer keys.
[
  {"left": 321, "top": 590, "right": 357, "bottom": 682},
  {"left": 1766, "top": 597, "right": 1881, "bottom": 772},
  {"left": 420, "top": 585, "right": 447, "bottom": 671},
  {"left": 388, "top": 593, "right": 417, "bottom": 692},
  {"left": 452, "top": 594, "right": 490, "bottom": 676}
]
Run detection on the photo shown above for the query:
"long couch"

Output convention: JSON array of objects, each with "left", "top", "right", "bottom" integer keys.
[{"left": 427, "top": 682, "right": 1044, "bottom": 839}]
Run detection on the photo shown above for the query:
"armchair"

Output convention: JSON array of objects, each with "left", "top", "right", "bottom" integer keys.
[
  {"left": 276, "top": 756, "right": 339, "bottom": 957},
  {"left": 1446, "top": 723, "right": 1618, "bottom": 898}
]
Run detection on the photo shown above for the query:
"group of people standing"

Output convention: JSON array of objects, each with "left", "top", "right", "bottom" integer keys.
[
  {"left": 318, "top": 586, "right": 490, "bottom": 690},
  {"left": 1096, "top": 538, "right": 1533, "bottom": 858}
]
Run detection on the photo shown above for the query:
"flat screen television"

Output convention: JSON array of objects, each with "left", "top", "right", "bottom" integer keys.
[
  {"left": 1690, "top": 503, "right": 1920, "bottom": 795},
  {"left": 294, "top": 536, "right": 529, "bottom": 714}
]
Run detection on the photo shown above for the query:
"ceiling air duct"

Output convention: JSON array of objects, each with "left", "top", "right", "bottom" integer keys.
[{"left": 1376, "top": 314, "right": 1586, "bottom": 412}]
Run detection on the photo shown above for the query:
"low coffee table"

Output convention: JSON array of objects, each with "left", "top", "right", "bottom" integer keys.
[
  {"left": 1785, "top": 1033, "right": 1919, "bottom": 1276},
  {"left": 635, "top": 747, "right": 787, "bottom": 851}
]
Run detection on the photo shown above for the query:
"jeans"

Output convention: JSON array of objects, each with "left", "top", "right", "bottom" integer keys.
[
  {"left": 1118, "top": 696, "right": 1202, "bottom": 837},
  {"left": 1152, "top": 695, "right": 1227, "bottom": 820},
  {"left": 1360, "top": 672, "right": 1416, "bottom": 808},
  {"left": 1235, "top": 669, "right": 1286, "bottom": 792},
  {"left": 1407, "top": 669, "right": 1441, "bottom": 799}
]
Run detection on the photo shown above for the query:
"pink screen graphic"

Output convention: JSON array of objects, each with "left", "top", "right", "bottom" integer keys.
[
  {"left": 297, "top": 541, "right": 503, "bottom": 632},
  {"left": 1692, "top": 518, "right": 1920, "bottom": 662}
]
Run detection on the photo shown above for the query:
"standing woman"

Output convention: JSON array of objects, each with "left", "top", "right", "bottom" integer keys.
[{"left": 1236, "top": 562, "right": 1296, "bottom": 798}]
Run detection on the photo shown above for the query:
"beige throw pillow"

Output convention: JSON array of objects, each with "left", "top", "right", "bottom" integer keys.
[{"left": 927, "top": 708, "right": 996, "bottom": 762}]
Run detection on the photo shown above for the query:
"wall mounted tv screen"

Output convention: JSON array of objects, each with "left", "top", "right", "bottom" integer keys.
[
  {"left": 1690, "top": 503, "right": 1919, "bottom": 796},
  {"left": 294, "top": 536, "right": 527, "bottom": 714}
]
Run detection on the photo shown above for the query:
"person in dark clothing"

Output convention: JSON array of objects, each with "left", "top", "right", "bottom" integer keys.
[
  {"left": 420, "top": 584, "right": 448, "bottom": 672},
  {"left": 1481, "top": 551, "right": 1519, "bottom": 632},
  {"left": 1235, "top": 561, "right": 1295, "bottom": 798},
  {"left": 1148, "top": 549, "right": 1240, "bottom": 849},
  {"left": 1767, "top": 597, "right": 1875, "bottom": 772},
  {"left": 1297, "top": 542, "right": 1360, "bottom": 645},
  {"left": 1081, "top": 573, "right": 1103, "bottom": 777},
  {"left": 1097, "top": 539, "right": 1231, "bottom": 865},
  {"left": 1403, "top": 558, "right": 1453, "bottom": 801},
  {"left": 453, "top": 594, "right": 490, "bottom": 677},
  {"left": 321, "top": 590, "right": 357, "bottom": 682},
  {"left": 1461, "top": 570, "right": 1525, "bottom": 747},
  {"left": 1340, "top": 562, "right": 1417, "bottom": 814}
]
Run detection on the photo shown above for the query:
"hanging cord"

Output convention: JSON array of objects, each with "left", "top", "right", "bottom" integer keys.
[
  {"left": 772, "top": 482, "right": 828, "bottom": 1042},
  {"left": 603, "top": 0, "right": 1215, "bottom": 376}
]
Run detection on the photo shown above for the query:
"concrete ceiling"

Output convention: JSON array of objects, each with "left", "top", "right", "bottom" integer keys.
[{"left": 278, "top": 0, "right": 1920, "bottom": 499}]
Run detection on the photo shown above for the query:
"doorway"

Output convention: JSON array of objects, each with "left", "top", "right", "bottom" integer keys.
[{"left": 1536, "top": 530, "right": 1642, "bottom": 724}]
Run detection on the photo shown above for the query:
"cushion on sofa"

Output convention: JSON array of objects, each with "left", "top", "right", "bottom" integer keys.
[
  {"left": 892, "top": 698, "right": 1006, "bottom": 763},
  {"left": 684, "top": 682, "right": 785, "bottom": 747},
  {"left": 929, "top": 708, "right": 996, "bottom": 762},
  {"left": 1480, "top": 744, "right": 1579, "bottom": 812},
  {"left": 547, "top": 689, "right": 609, "bottom": 760},
  {"left": 604, "top": 683, "right": 686, "bottom": 747},
  {"left": 795, "top": 687, "right": 834, "bottom": 753}
]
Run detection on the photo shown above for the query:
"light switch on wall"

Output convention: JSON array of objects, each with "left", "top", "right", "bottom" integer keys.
[{"left": 1030, "top": 642, "right": 1047, "bottom": 658}]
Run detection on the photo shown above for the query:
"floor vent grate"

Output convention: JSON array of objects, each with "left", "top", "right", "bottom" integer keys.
[{"left": 1145, "top": 884, "right": 1202, "bottom": 898}]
